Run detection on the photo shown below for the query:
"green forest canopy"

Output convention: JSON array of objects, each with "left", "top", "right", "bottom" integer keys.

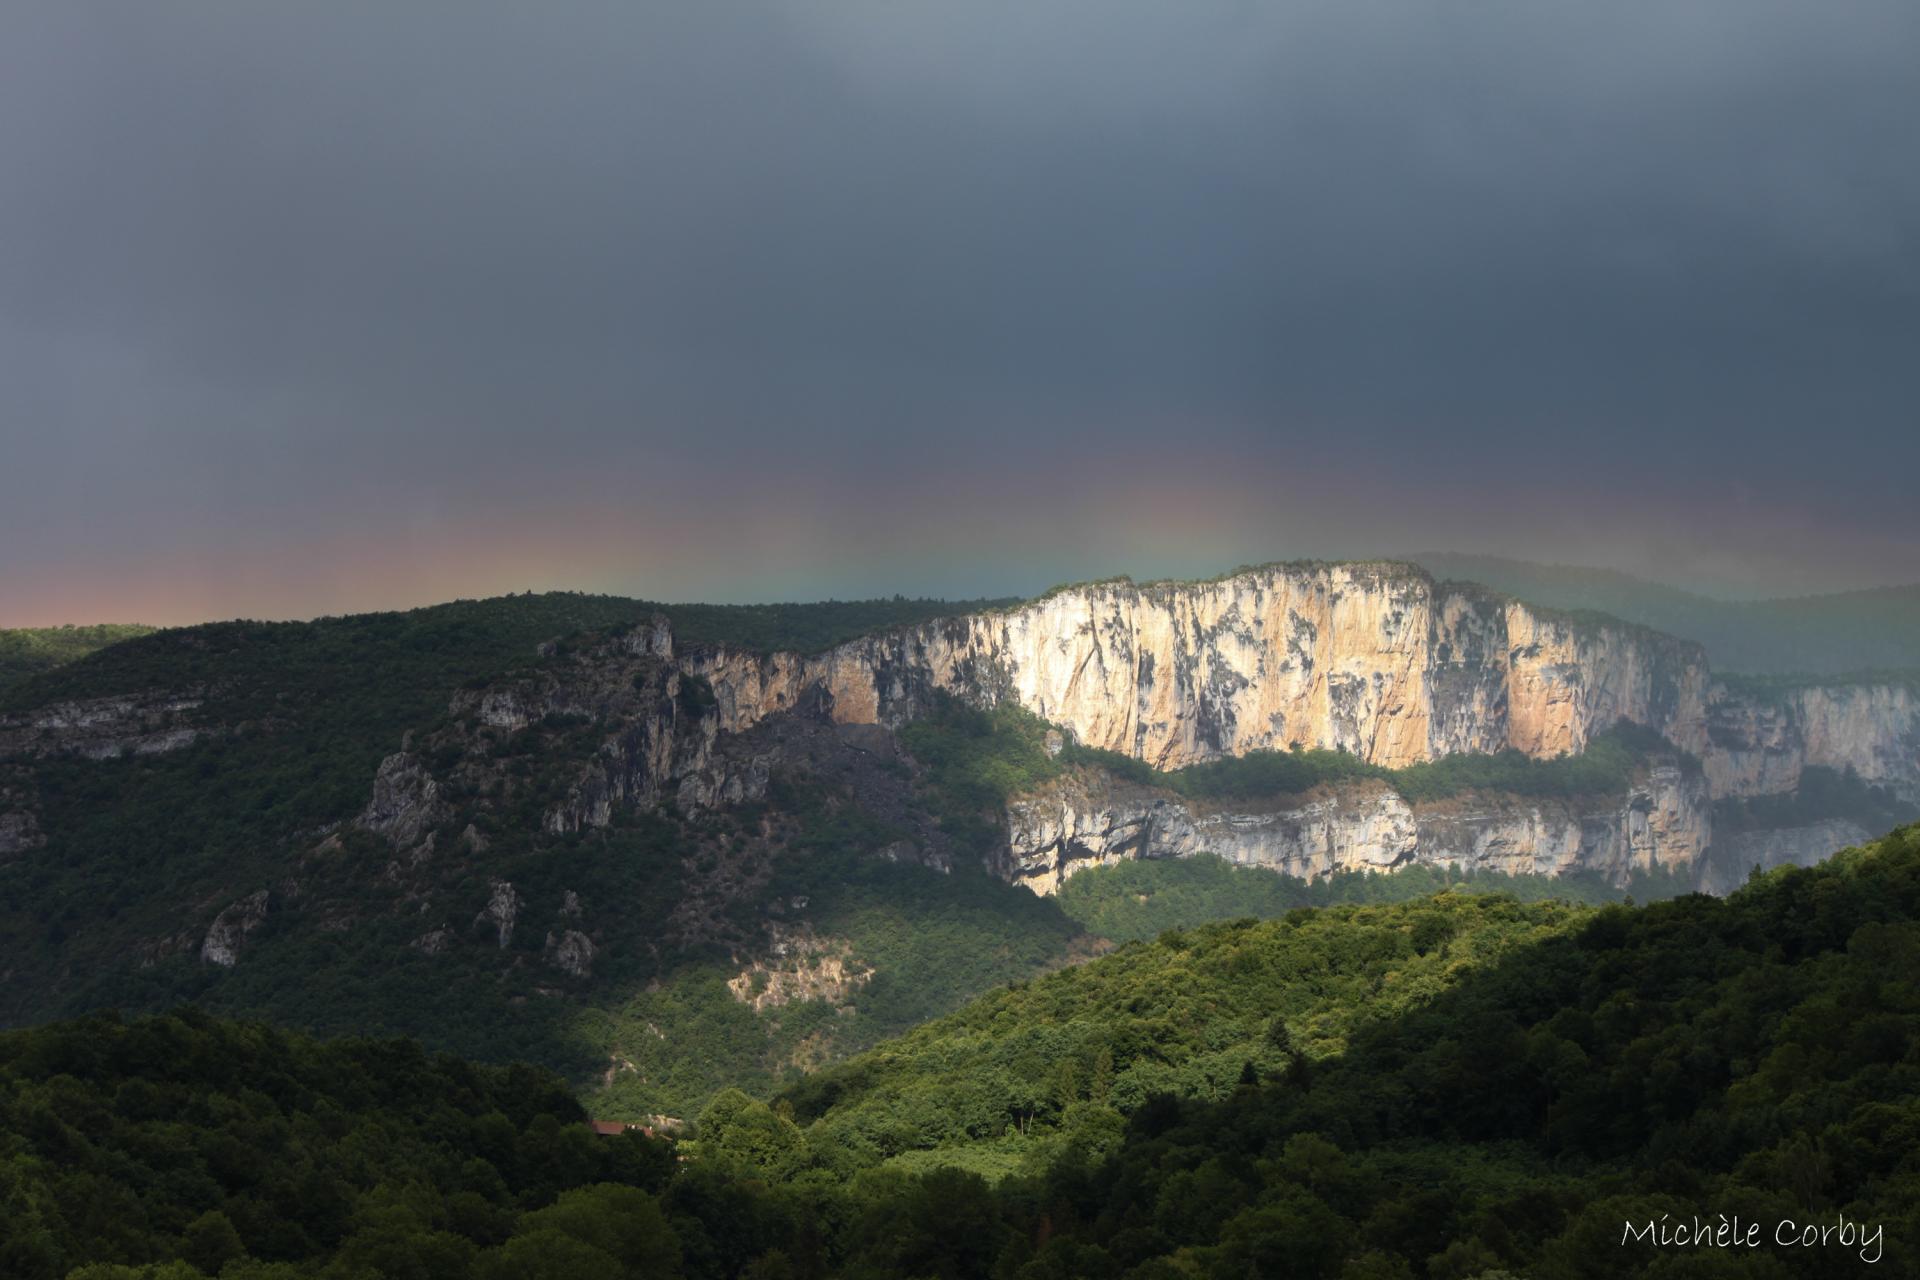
[
  {"left": 4, "top": 822, "right": 1914, "bottom": 1278},
  {"left": 0, "top": 624, "right": 155, "bottom": 695}
]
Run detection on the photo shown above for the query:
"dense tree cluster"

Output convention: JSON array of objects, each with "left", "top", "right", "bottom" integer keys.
[
  {"left": 5, "top": 595, "right": 1004, "bottom": 957},
  {"left": 774, "top": 823, "right": 1920, "bottom": 1278},
  {"left": 1053, "top": 854, "right": 1670, "bottom": 946},
  {"left": 903, "top": 695, "right": 1703, "bottom": 835},
  {"left": 584, "top": 825, "right": 1085, "bottom": 1120},
  {"left": 1, "top": 592, "right": 1758, "bottom": 1173},
  {"left": 0, "top": 625, "right": 155, "bottom": 696},
  {"left": 9, "top": 594, "right": 1917, "bottom": 1277},
  {"left": 0, "top": 595, "right": 1036, "bottom": 1090},
  {"left": 0, "top": 1009, "right": 678, "bottom": 1280},
  {"left": 7, "top": 824, "right": 1916, "bottom": 1277},
  {"left": 779, "top": 892, "right": 1588, "bottom": 1179}
]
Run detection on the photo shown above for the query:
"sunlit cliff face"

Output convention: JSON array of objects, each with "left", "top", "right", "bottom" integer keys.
[{"left": 691, "top": 563, "right": 1709, "bottom": 770}]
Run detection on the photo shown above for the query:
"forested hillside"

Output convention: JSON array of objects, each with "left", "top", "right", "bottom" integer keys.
[
  {"left": 0, "top": 625, "right": 155, "bottom": 695},
  {"left": 0, "top": 1009, "right": 680, "bottom": 1280},
  {"left": 4, "top": 824, "right": 1915, "bottom": 1278},
  {"left": 3, "top": 595, "right": 1675, "bottom": 1127},
  {"left": 0, "top": 594, "right": 1011, "bottom": 1038},
  {"left": 9, "top": 0, "right": 1912, "bottom": 1274}
]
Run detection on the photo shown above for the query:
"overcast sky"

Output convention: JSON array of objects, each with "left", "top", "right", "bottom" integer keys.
[{"left": 2, "top": 1, "right": 1916, "bottom": 625}]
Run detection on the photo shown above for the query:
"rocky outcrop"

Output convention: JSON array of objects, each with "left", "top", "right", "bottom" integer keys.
[
  {"left": 544, "top": 929, "right": 595, "bottom": 978},
  {"left": 538, "top": 890, "right": 595, "bottom": 977},
  {"left": 201, "top": 889, "right": 271, "bottom": 967},
  {"left": 340, "top": 632, "right": 771, "bottom": 853},
  {"left": 358, "top": 751, "right": 445, "bottom": 848},
  {"left": 410, "top": 926, "right": 454, "bottom": 955},
  {"left": 1003, "top": 763, "right": 1713, "bottom": 893},
  {"left": 0, "top": 691, "right": 203, "bottom": 760},
  {"left": 439, "top": 639, "right": 769, "bottom": 836},
  {"left": 1004, "top": 773, "right": 1415, "bottom": 893},
  {"left": 474, "top": 880, "right": 522, "bottom": 949},
  {"left": 138, "top": 928, "right": 200, "bottom": 969},
  {"left": 463, "top": 619, "right": 674, "bottom": 735},
  {"left": 1695, "top": 819, "right": 1875, "bottom": 896},
  {"left": 405, "top": 637, "right": 951, "bottom": 864},
  {"left": 726, "top": 925, "right": 871, "bottom": 1013}
]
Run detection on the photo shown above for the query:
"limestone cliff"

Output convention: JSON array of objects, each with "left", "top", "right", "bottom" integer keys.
[
  {"left": 662, "top": 564, "right": 1905, "bottom": 895},
  {"left": 358, "top": 751, "right": 446, "bottom": 848},
  {"left": 19, "top": 563, "right": 1890, "bottom": 929},
  {"left": 343, "top": 621, "right": 959, "bottom": 874},
  {"left": 473, "top": 880, "right": 522, "bottom": 949},
  {"left": 688, "top": 563, "right": 1713, "bottom": 770},
  {"left": 1411, "top": 762, "right": 1709, "bottom": 884},
  {"left": 0, "top": 690, "right": 204, "bottom": 760},
  {"left": 1003, "top": 762, "right": 1710, "bottom": 893},
  {"left": 1003, "top": 773, "right": 1416, "bottom": 893},
  {"left": 200, "top": 889, "right": 272, "bottom": 967},
  {"left": 682, "top": 565, "right": 1914, "bottom": 803},
  {"left": 347, "top": 624, "right": 770, "bottom": 854},
  {"left": 366, "top": 565, "right": 1901, "bottom": 895}
]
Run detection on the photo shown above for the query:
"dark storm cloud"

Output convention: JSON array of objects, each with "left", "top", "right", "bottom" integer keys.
[{"left": 1, "top": 1, "right": 1916, "bottom": 622}]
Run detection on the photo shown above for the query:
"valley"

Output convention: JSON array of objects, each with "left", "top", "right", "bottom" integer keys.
[
  {"left": 1, "top": 563, "right": 1914, "bottom": 1134},
  {"left": 6, "top": 823, "right": 1917, "bottom": 1277},
  {"left": 8, "top": 5, "right": 1913, "bottom": 1272},
  {"left": 0, "top": 565, "right": 1915, "bottom": 1277}
]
